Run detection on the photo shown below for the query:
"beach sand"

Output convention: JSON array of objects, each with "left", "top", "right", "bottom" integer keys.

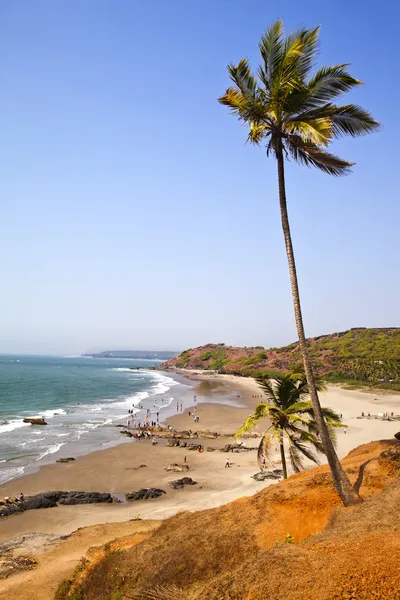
[{"left": 1, "top": 373, "right": 400, "bottom": 599}]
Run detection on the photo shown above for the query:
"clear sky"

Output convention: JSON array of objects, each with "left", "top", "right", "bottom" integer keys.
[{"left": 0, "top": 0, "right": 398, "bottom": 354}]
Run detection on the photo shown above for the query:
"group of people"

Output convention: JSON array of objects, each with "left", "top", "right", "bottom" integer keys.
[{"left": 3, "top": 492, "right": 24, "bottom": 505}]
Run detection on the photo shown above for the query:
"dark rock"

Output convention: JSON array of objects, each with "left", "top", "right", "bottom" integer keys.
[
  {"left": 206, "top": 447, "right": 217, "bottom": 452},
  {"left": 394, "top": 432, "right": 400, "bottom": 441},
  {"left": 220, "top": 444, "right": 249, "bottom": 453},
  {"left": 20, "top": 496, "right": 58, "bottom": 510},
  {"left": 120, "top": 430, "right": 133, "bottom": 437},
  {"left": 251, "top": 471, "right": 281, "bottom": 481},
  {"left": 0, "top": 491, "right": 114, "bottom": 517},
  {"left": 126, "top": 488, "right": 166, "bottom": 501},
  {"left": 0, "top": 504, "right": 23, "bottom": 517},
  {"left": 56, "top": 457, "right": 75, "bottom": 463},
  {"left": 165, "top": 463, "right": 190, "bottom": 472},
  {"left": 23, "top": 418, "right": 47, "bottom": 425},
  {"left": 58, "top": 492, "right": 113, "bottom": 505},
  {"left": 168, "top": 477, "right": 197, "bottom": 489}
]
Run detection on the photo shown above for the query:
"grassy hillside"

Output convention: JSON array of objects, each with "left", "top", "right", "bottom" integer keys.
[
  {"left": 160, "top": 328, "right": 400, "bottom": 383},
  {"left": 56, "top": 440, "right": 400, "bottom": 600}
]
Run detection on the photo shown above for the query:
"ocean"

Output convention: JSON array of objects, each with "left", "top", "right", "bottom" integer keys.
[{"left": 0, "top": 355, "right": 183, "bottom": 485}]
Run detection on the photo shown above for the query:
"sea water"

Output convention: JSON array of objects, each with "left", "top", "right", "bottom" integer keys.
[{"left": 0, "top": 355, "right": 180, "bottom": 485}]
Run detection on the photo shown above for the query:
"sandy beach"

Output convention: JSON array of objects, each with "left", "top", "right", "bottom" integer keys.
[
  {"left": 1, "top": 372, "right": 400, "bottom": 599},
  {"left": 1, "top": 373, "right": 400, "bottom": 541}
]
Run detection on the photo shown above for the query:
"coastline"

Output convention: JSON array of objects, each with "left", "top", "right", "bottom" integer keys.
[
  {"left": 1, "top": 371, "right": 400, "bottom": 541},
  {"left": 1, "top": 371, "right": 400, "bottom": 600}
]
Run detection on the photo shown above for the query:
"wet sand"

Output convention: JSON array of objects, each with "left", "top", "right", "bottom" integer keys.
[{"left": 1, "top": 373, "right": 399, "bottom": 543}]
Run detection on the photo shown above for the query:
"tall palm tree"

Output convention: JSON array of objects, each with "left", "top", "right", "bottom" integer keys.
[
  {"left": 218, "top": 20, "right": 379, "bottom": 505},
  {"left": 236, "top": 374, "right": 342, "bottom": 478}
]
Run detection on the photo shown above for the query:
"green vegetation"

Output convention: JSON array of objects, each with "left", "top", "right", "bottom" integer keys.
[
  {"left": 241, "top": 352, "right": 268, "bottom": 366},
  {"left": 175, "top": 349, "right": 192, "bottom": 368},
  {"left": 236, "top": 373, "right": 343, "bottom": 478}
]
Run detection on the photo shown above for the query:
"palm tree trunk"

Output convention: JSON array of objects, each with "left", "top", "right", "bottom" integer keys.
[
  {"left": 275, "top": 145, "right": 361, "bottom": 506},
  {"left": 279, "top": 434, "right": 288, "bottom": 479}
]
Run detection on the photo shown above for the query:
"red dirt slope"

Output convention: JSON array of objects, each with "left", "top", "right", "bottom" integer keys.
[{"left": 56, "top": 439, "right": 400, "bottom": 600}]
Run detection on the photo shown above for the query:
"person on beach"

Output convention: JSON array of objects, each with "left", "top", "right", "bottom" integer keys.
[
  {"left": 19, "top": 492, "right": 24, "bottom": 502},
  {"left": 262, "top": 458, "right": 266, "bottom": 470},
  {"left": 225, "top": 458, "right": 230, "bottom": 468},
  {"left": 184, "top": 456, "right": 187, "bottom": 463}
]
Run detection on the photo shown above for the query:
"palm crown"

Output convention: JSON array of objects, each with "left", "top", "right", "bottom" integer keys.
[
  {"left": 236, "top": 374, "right": 343, "bottom": 476},
  {"left": 218, "top": 19, "right": 379, "bottom": 175}
]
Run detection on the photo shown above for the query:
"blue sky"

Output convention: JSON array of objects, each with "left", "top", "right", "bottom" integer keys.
[{"left": 0, "top": 0, "right": 398, "bottom": 354}]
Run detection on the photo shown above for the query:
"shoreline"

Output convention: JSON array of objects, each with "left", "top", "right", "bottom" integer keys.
[{"left": 1, "top": 372, "right": 400, "bottom": 543}]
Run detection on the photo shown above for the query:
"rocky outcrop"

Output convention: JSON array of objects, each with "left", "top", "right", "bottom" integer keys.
[
  {"left": 165, "top": 463, "right": 190, "bottom": 472},
  {"left": 168, "top": 477, "right": 197, "bottom": 489},
  {"left": 58, "top": 492, "right": 113, "bottom": 505},
  {"left": 251, "top": 470, "right": 283, "bottom": 481},
  {"left": 0, "top": 555, "right": 37, "bottom": 579},
  {"left": 120, "top": 430, "right": 133, "bottom": 437},
  {"left": 0, "top": 491, "right": 114, "bottom": 517},
  {"left": 23, "top": 418, "right": 47, "bottom": 425},
  {"left": 220, "top": 444, "right": 254, "bottom": 453},
  {"left": 56, "top": 457, "right": 75, "bottom": 463},
  {"left": 126, "top": 489, "right": 166, "bottom": 501}
]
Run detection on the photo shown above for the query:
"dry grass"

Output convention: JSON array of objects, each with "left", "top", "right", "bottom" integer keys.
[{"left": 56, "top": 440, "right": 400, "bottom": 600}]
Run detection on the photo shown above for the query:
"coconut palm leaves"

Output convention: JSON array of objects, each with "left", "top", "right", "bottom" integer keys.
[
  {"left": 219, "top": 19, "right": 378, "bottom": 176},
  {"left": 236, "top": 374, "right": 343, "bottom": 478}
]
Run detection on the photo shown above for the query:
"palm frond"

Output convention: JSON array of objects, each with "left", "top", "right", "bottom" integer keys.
[
  {"left": 256, "top": 377, "right": 278, "bottom": 404},
  {"left": 248, "top": 121, "right": 269, "bottom": 145},
  {"left": 329, "top": 103, "right": 380, "bottom": 137},
  {"left": 254, "top": 403, "right": 271, "bottom": 419},
  {"left": 306, "top": 64, "right": 362, "bottom": 103},
  {"left": 286, "top": 134, "right": 353, "bottom": 175},
  {"left": 296, "top": 26, "right": 320, "bottom": 80},
  {"left": 259, "top": 20, "right": 284, "bottom": 86},
  {"left": 286, "top": 400, "right": 313, "bottom": 414},
  {"left": 257, "top": 429, "right": 274, "bottom": 468},
  {"left": 321, "top": 406, "right": 343, "bottom": 423},
  {"left": 235, "top": 415, "right": 260, "bottom": 440},
  {"left": 287, "top": 440, "right": 304, "bottom": 473},
  {"left": 228, "top": 58, "right": 257, "bottom": 97},
  {"left": 290, "top": 437, "right": 320, "bottom": 465}
]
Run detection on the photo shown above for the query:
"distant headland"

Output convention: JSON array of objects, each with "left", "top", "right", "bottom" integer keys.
[{"left": 82, "top": 350, "right": 179, "bottom": 360}]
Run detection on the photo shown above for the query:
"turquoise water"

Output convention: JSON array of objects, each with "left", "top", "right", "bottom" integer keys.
[{"left": 0, "top": 355, "right": 180, "bottom": 485}]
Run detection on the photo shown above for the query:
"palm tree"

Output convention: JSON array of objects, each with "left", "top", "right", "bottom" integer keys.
[
  {"left": 218, "top": 20, "right": 379, "bottom": 505},
  {"left": 236, "top": 373, "right": 343, "bottom": 478}
]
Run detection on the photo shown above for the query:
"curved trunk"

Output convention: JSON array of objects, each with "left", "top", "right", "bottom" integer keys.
[
  {"left": 279, "top": 433, "right": 288, "bottom": 479},
  {"left": 276, "top": 146, "right": 361, "bottom": 506}
]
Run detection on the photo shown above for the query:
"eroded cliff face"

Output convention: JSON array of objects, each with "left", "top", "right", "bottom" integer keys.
[{"left": 56, "top": 439, "right": 400, "bottom": 600}]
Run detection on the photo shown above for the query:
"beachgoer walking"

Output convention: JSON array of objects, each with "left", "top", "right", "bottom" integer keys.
[
  {"left": 184, "top": 456, "right": 187, "bottom": 463},
  {"left": 262, "top": 458, "right": 266, "bottom": 470},
  {"left": 225, "top": 458, "right": 230, "bottom": 468}
]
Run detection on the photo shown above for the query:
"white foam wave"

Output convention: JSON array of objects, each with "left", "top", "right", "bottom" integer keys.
[
  {"left": 0, "top": 419, "right": 30, "bottom": 434},
  {"left": 36, "top": 443, "right": 65, "bottom": 462},
  {"left": 111, "top": 367, "right": 134, "bottom": 372},
  {"left": 0, "top": 466, "right": 25, "bottom": 485},
  {"left": 32, "top": 408, "right": 67, "bottom": 419}
]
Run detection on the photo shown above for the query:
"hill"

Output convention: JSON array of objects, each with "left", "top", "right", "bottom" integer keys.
[
  {"left": 83, "top": 350, "right": 179, "bottom": 360},
  {"left": 55, "top": 439, "right": 400, "bottom": 600},
  {"left": 160, "top": 327, "right": 400, "bottom": 381}
]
